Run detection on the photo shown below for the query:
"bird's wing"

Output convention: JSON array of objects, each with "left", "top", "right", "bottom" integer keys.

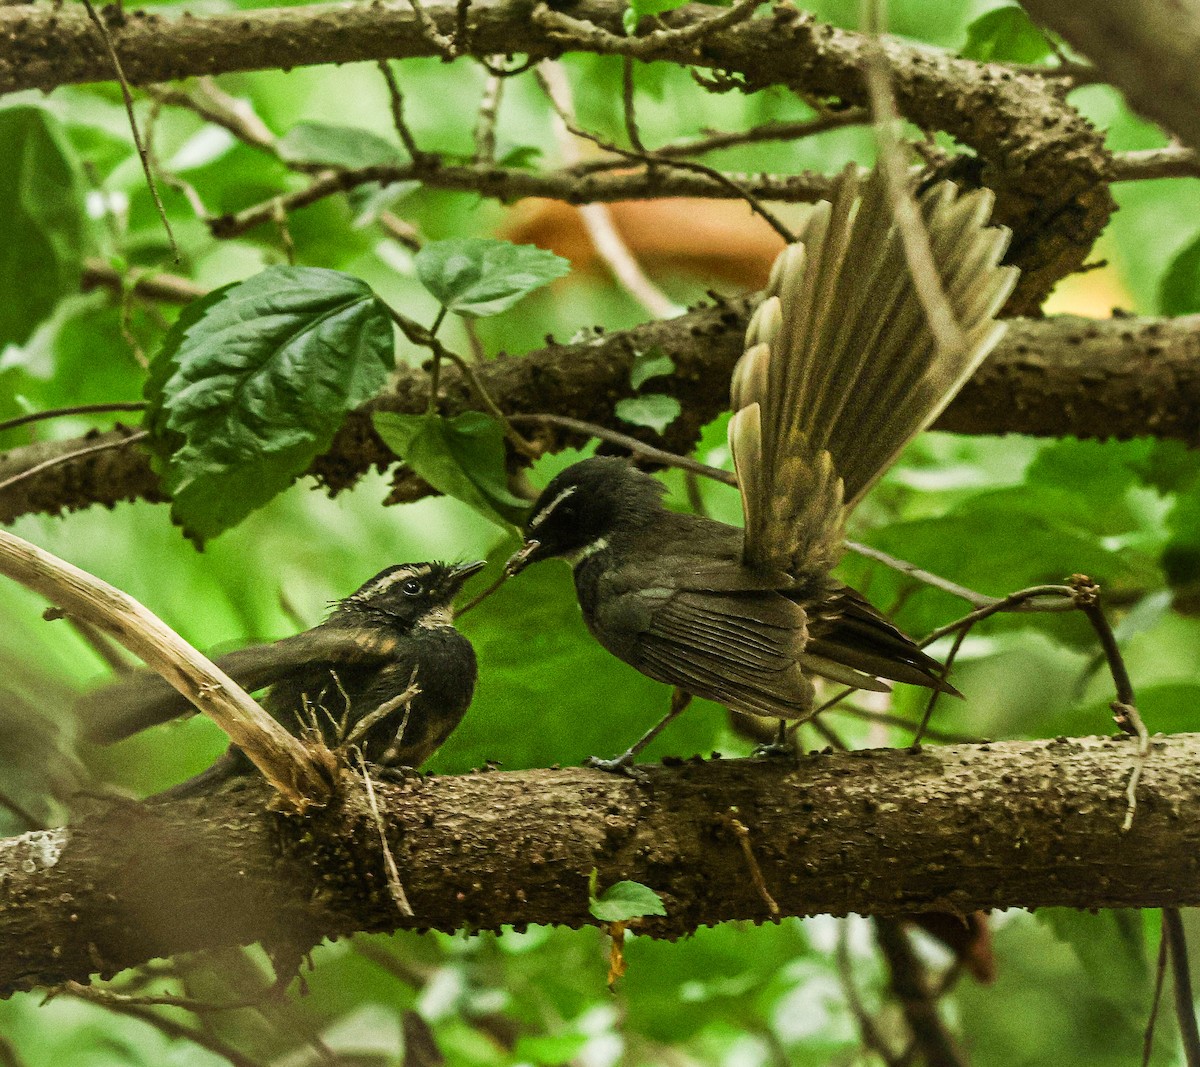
[
  {"left": 77, "top": 628, "right": 402, "bottom": 745},
  {"left": 730, "top": 165, "right": 1018, "bottom": 574},
  {"left": 805, "top": 585, "right": 958, "bottom": 694}
]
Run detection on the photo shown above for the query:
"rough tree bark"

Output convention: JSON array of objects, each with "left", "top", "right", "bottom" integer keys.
[
  {"left": 0, "top": 0, "right": 1111, "bottom": 312},
  {"left": 2, "top": 312, "right": 1197, "bottom": 525},
  {"left": 1020, "top": 0, "right": 1200, "bottom": 157},
  {"left": 1, "top": 732, "right": 1195, "bottom": 998}
]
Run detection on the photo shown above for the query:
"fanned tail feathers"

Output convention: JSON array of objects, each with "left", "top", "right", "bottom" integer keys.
[{"left": 729, "top": 166, "right": 1018, "bottom": 576}]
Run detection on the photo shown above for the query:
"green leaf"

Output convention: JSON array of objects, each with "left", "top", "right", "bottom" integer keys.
[
  {"left": 496, "top": 144, "right": 544, "bottom": 170},
  {"left": 511, "top": 1034, "right": 590, "bottom": 1064},
  {"left": 373, "top": 410, "right": 526, "bottom": 527},
  {"left": 0, "top": 106, "right": 89, "bottom": 347},
  {"left": 414, "top": 238, "right": 571, "bottom": 318},
  {"left": 145, "top": 266, "right": 394, "bottom": 544},
  {"left": 630, "top": 346, "right": 676, "bottom": 390},
  {"left": 961, "top": 6, "right": 1054, "bottom": 64},
  {"left": 589, "top": 878, "right": 667, "bottom": 922},
  {"left": 276, "top": 121, "right": 407, "bottom": 169},
  {"left": 1036, "top": 910, "right": 1148, "bottom": 1001},
  {"left": 347, "top": 180, "right": 421, "bottom": 228},
  {"left": 1160, "top": 230, "right": 1200, "bottom": 315},
  {"left": 624, "top": 0, "right": 691, "bottom": 34},
  {"left": 616, "top": 394, "right": 681, "bottom": 435}
]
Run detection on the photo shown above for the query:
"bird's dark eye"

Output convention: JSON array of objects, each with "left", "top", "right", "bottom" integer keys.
[{"left": 401, "top": 578, "right": 423, "bottom": 595}]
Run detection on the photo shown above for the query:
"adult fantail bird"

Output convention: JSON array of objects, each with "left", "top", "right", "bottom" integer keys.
[{"left": 505, "top": 167, "right": 1017, "bottom": 772}]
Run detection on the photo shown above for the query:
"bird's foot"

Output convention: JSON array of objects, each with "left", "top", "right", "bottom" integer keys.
[
  {"left": 584, "top": 753, "right": 646, "bottom": 780},
  {"left": 751, "top": 741, "right": 795, "bottom": 759},
  {"left": 375, "top": 764, "right": 418, "bottom": 785}
]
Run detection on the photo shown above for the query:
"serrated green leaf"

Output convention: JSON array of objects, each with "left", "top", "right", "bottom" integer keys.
[
  {"left": 1160, "top": 230, "right": 1200, "bottom": 315},
  {"left": 0, "top": 106, "right": 89, "bottom": 347},
  {"left": 277, "top": 121, "right": 407, "bottom": 169},
  {"left": 373, "top": 410, "right": 526, "bottom": 527},
  {"left": 414, "top": 238, "right": 570, "bottom": 317},
  {"left": 616, "top": 393, "right": 681, "bottom": 435},
  {"left": 145, "top": 266, "right": 394, "bottom": 544},
  {"left": 961, "top": 6, "right": 1054, "bottom": 64},
  {"left": 589, "top": 879, "right": 667, "bottom": 922},
  {"left": 630, "top": 346, "right": 676, "bottom": 390}
]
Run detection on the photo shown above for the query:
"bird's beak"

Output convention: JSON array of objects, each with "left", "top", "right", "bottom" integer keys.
[
  {"left": 505, "top": 540, "right": 540, "bottom": 577},
  {"left": 448, "top": 559, "right": 488, "bottom": 587}
]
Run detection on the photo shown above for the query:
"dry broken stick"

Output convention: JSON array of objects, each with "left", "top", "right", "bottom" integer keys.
[{"left": 0, "top": 528, "right": 334, "bottom": 808}]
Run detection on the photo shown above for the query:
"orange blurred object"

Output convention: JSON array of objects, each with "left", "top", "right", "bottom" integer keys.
[{"left": 503, "top": 196, "right": 789, "bottom": 291}]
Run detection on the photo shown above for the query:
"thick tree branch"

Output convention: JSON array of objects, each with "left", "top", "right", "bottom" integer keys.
[
  {"left": 1, "top": 310, "right": 1197, "bottom": 525},
  {"left": 1019, "top": 0, "right": 1200, "bottom": 156},
  {"left": 3, "top": 0, "right": 1111, "bottom": 310},
  {"left": 1, "top": 732, "right": 1196, "bottom": 998}
]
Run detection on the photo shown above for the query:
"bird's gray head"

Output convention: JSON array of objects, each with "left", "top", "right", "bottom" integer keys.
[
  {"left": 336, "top": 560, "right": 486, "bottom": 629},
  {"left": 506, "top": 457, "right": 665, "bottom": 574}
]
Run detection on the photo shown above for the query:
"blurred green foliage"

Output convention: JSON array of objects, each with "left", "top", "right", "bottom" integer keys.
[{"left": 0, "top": 0, "right": 1197, "bottom": 1062}]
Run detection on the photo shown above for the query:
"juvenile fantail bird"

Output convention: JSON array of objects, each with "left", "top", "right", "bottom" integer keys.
[
  {"left": 506, "top": 168, "right": 1017, "bottom": 771},
  {"left": 79, "top": 561, "right": 485, "bottom": 782}
]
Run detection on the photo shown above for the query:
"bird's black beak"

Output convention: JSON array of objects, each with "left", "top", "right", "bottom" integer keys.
[
  {"left": 504, "top": 540, "right": 540, "bottom": 577},
  {"left": 448, "top": 559, "right": 488, "bottom": 589}
]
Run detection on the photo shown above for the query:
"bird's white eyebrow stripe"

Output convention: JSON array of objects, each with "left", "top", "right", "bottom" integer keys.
[
  {"left": 359, "top": 564, "right": 432, "bottom": 597},
  {"left": 528, "top": 486, "right": 576, "bottom": 530}
]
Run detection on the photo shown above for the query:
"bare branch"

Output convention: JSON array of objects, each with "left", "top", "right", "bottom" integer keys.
[{"left": 0, "top": 529, "right": 333, "bottom": 808}]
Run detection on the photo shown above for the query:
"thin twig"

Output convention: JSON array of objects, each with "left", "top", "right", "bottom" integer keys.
[
  {"left": 146, "top": 81, "right": 276, "bottom": 153},
  {"left": 861, "top": 0, "right": 963, "bottom": 358},
  {"left": 0, "top": 403, "right": 147, "bottom": 436},
  {"left": 473, "top": 68, "right": 504, "bottom": 165},
  {"left": 351, "top": 748, "right": 415, "bottom": 918},
  {"left": 911, "top": 625, "right": 968, "bottom": 746},
  {"left": 622, "top": 58, "right": 647, "bottom": 154},
  {"left": 535, "top": 0, "right": 762, "bottom": 56},
  {"left": 0, "top": 430, "right": 149, "bottom": 496},
  {"left": 1069, "top": 574, "right": 1151, "bottom": 831},
  {"left": 836, "top": 921, "right": 904, "bottom": 1067},
  {"left": 655, "top": 110, "right": 870, "bottom": 159},
  {"left": 384, "top": 303, "right": 539, "bottom": 455},
  {"left": 425, "top": 305, "right": 450, "bottom": 414},
  {"left": 63, "top": 985, "right": 265, "bottom": 1067},
  {"left": 342, "top": 670, "right": 420, "bottom": 750},
  {"left": 722, "top": 809, "right": 780, "bottom": 916},
  {"left": 58, "top": 981, "right": 262, "bottom": 1013},
  {"left": 919, "top": 585, "right": 1077, "bottom": 646},
  {"left": 827, "top": 702, "right": 981, "bottom": 745},
  {"left": 874, "top": 917, "right": 967, "bottom": 1067},
  {"left": 0, "top": 788, "right": 43, "bottom": 831},
  {"left": 402, "top": 0, "right": 457, "bottom": 58},
  {"left": 1109, "top": 146, "right": 1200, "bottom": 181},
  {"left": 82, "top": 259, "right": 206, "bottom": 304},
  {"left": 511, "top": 412, "right": 734, "bottom": 482},
  {"left": 377, "top": 61, "right": 427, "bottom": 161},
  {"left": 846, "top": 540, "right": 996, "bottom": 610},
  {"left": 456, "top": 570, "right": 510, "bottom": 615},
  {"left": 537, "top": 62, "right": 680, "bottom": 319},
  {"left": 209, "top": 160, "right": 835, "bottom": 238},
  {"left": 1165, "top": 908, "right": 1200, "bottom": 1067},
  {"left": 1143, "top": 924, "right": 1169, "bottom": 1067},
  {"left": 79, "top": 0, "right": 178, "bottom": 261}
]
